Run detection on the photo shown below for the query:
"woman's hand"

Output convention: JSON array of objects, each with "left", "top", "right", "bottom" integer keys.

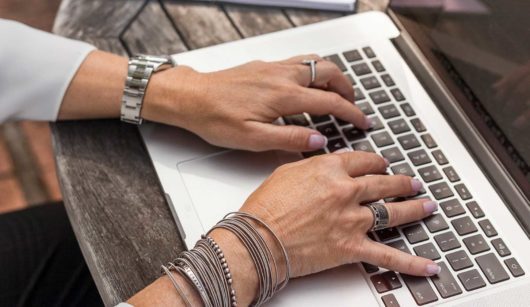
[
  {"left": 241, "top": 151, "right": 439, "bottom": 278},
  {"left": 142, "top": 55, "right": 369, "bottom": 152}
]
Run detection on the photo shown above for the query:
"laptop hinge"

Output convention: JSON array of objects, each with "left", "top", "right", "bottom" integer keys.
[
  {"left": 386, "top": 9, "right": 530, "bottom": 237},
  {"left": 165, "top": 193, "right": 187, "bottom": 243}
]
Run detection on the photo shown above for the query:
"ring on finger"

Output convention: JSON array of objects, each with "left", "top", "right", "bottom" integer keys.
[
  {"left": 366, "top": 203, "right": 390, "bottom": 231},
  {"left": 302, "top": 59, "right": 318, "bottom": 85}
]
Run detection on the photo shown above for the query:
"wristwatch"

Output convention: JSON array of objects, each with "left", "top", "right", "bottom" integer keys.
[{"left": 120, "top": 55, "right": 176, "bottom": 125}]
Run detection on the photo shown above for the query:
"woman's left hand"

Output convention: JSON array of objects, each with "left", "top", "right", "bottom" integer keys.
[{"left": 142, "top": 55, "right": 369, "bottom": 152}]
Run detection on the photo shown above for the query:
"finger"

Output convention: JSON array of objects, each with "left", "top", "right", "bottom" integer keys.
[
  {"left": 358, "top": 199, "right": 438, "bottom": 230},
  {"left": 352, "top": 175, "right": 423, "bottom": 202},
  {"left": 280, "top": 88, "right": 369, "bottom": 129},
  {"left": 333, "top": 151, "right": 389, "bottom": 177},
  {"left": 360, "top": 239, "right": 441, "bottom": 276},
  {"left": 252, "top": 122, "right": 328, "bottom": 152}
]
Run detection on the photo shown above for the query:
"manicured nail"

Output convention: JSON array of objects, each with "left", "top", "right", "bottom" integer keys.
[
  {"left": 308, "top": 134, "right": 327, "bottom": 149},
  {"left": 365, "top": 117, "right": 373, "bottom": 129},
  {"left": 426, "top": 264, "right": 441, "bottom": 275},
  {"left": 423, "top": 201, "right": 438, "bottom": 214},
  {"left": 335, "top": 147, "right": 352, "bottom": 154},
  {"left": 383, "top": 158, "right": 390, "bottom": 167},
  {"left": 411, "top": 178, "right": 423, "bottom": 193}
]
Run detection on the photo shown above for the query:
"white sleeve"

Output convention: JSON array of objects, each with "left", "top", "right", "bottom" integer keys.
[{"left": 0, "top": 19, "right": 96, "bottom": 123}]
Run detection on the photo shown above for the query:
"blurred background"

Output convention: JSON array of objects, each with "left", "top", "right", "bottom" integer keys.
[{"left": 0, "top": 0, "right": 63, "bottom": 212}]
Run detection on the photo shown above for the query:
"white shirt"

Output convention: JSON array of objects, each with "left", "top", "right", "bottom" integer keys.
[{"left": 0, "top": 19, "right": 95, "bottom": 123}]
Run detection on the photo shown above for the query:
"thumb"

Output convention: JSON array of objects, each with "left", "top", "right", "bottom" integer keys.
[{"left": 254, "top": 123, "right": 328, "bottom": 152}]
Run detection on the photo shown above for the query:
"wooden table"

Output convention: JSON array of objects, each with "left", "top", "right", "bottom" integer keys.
[{"left": 51, "top": 0, "right": 387, "bottom": 305}]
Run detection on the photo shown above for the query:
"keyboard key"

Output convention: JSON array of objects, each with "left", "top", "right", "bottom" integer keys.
[
  {"left": 283, "top": 114, "right": 309, "bottom": 126},
  {"left": 390, "top": 88, "right": 405, "bottom": 101},
  {"left": 414, "top": 243, "right": 440, "bottom": 260},
  {"left": 316, "top": 123, "right": 339, "bottom": 138},
  {"left": 408, "top": 149, "right": 431, "bottom": 166},
  {"left": 451, "top": 216, "right": 478, "bottom": 235},
  {"left": 457, "top": 269, "right": 486, "bottom": 291},
  {"left": 431, "top": 262, "right": 462, "bottom": 298},
  {"left": 429, "top": 182, "right": 454, "bottom": 200},
  {"left": 344, "top": 73, "right": 356, "bottom": 85},
  {"left": 372, "top": 60, "right": 385, "bottom": 72},
  {"left": 454, "top": 183, "right": 472, "bottom": 200},
  {"left": 354, "top": 87, "right": 366, "bottom": 100},
  {"left": 504, "top": 258, "right": 525, "bottom": 277},
  {"left": 446, "top": 250, "right": 473, "bottom": 271},
  {"left": 418, "top": 165, "right": 443, "bottom": 183},
  {"left": 463, "top": 234, "right": 490, "bottom": 255},
  {"left": 357, "top": 102, "right": 374, "bottom": 115},
  {"left": 401, "top": 274, "right": 438, "bottom": 305},
  {"left": 478, "top": 219, "right": 497, "bottom": 237},
  {"left": 403, "top": 224, "right": 429, "bottom": 244},
  {"left": 336, "top": 118, "right": 350, "bottom": 126},
  {"left": 381, "top": 74, "right": 395, "bottom": 87},
  {"left": 371, "top": 273, "right": 391, "bottom": 293},
  {"left": 362, "top": 46, "right": 376, "bottom": 58},
  {"left": 443, "top": 166, "right": 460, "bottom": 182},
  {"left": 311, "top": 114, "right": 331, "bottom": 124},
  {"left": 440, "top": 199, "right": 465, "bottom": 217},
  {"left": 360, "top": 76, "right": 381, "bottom": 90},
  {"left": 397, "top": 134, "right": 420, "bottom": 150},
  {"left": 424, "top": 214, "right": 449, "bottom": 233},
  {"left": 491, "top": 238, "right": 511, "bottom": 257},
  {"left": 302, "top": 149, "right": 326, "bottom": 158},
  {"left": 343, "top": 49, "right": 362, "bottom": 62},
  {"left": 410, "top": 118, "right": 426, "bottom": 132},
  {"left": 432, "top": 150, "right": 449, "bottom": 165},
  {"left": 324, "top": 54, "right": 347, "bottom": 71},
  {"left": 400, "top": 103, "right": 415, "bottom": 116},
  {"left": 421, "top": 134, "right": 437, "bottom": 148},
  {"left": 370, "top": 90, "right": 391, "bottom": 104},
  {"left": 382, "top": 271, "right": 402, "bottom": 290},
  {"left": 376, "top": 227, "right": 401, "bottom": 242},
  {"left": 381, "top": 294, "right": 400, "bottom": 307},
  {"left": 371, "top": 131, "right": 394, "bottom": 147},
  {"left": 388, "top": 118, "right": 410, "bottom": 135},
  {"left": 476, "top": 253, "right": 510, "bottom": 284},
  {"left": 362, "top": 261, "right": 379, "bottom": 274},
  {"left": 343, "top": 127, "right": 365, "bottom": 142},
  {"left": 327, "top": 138, "right": 346, "bottom": 152},
  {"left": 391, "top": 162, "right": 415, "bottom": 177},
  {"left": 351, "top": 62, "right": 371, "bottom": 76},
  {"left": 353, "top": 140, "right": 375, "bottom": 153},
  {"left": 466, "top": 201, "right": 484, "bottom": 219},
  {"left": 371, "top": 271, "right": 402, "bottom": 293},
  {"left": 381, "top": 147, "right": 405, "bottom": 163},
  {"left": 367, "top": 116, "right": 384, "bottom": 131},
  {"left": 387, "top": 239, "right": 411, "bottom": 254},
  {"left": 378, "top": 105, "right": 400, "bottom": 119},
  {"left": 434, "top": 231, "right": 461, "bottom": 251}
]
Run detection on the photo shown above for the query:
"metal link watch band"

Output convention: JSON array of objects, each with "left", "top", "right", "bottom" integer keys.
[{"left": 120, "top": 55, "right": 175, "bottom": 125}]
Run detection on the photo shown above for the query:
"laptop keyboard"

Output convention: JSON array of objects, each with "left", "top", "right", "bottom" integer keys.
[{"left": 282, "top": 46, "right": 526, "bottom": 306}]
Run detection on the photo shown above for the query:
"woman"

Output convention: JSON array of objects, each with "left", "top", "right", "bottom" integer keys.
[{"left": 0, "top": 19, "right": 439, "bottom": 306}]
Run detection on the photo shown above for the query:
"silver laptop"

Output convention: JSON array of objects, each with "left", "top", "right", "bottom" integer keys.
[{"left": 140, "top": 1, "right": 530, "bottom": 306}]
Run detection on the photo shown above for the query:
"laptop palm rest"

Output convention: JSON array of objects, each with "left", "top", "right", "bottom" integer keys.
[{"left": 177, "top": 150, "right": 378, "bottom": 306}]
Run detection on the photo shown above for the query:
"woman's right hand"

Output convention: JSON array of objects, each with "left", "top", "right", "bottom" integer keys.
[{"left": 240, "top": 151, "right": 440, "bottom": 279}]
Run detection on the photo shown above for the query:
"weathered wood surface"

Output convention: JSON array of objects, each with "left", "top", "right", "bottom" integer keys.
[{"left": 52, "top": 0, "right": 387, "bottom": 305}]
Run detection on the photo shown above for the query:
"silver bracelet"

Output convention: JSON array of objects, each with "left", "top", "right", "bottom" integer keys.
[{"left": 161, "top": 264, "right": 192, "bottom": 307}]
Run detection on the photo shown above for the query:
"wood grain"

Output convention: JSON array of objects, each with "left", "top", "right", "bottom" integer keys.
[{"left": 52, "top": 0, "right": 386, "bottom": 305}]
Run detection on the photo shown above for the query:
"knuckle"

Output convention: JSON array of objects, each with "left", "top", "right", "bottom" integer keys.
[{"left": 381, "top": 250, "right": 395, "bottom": 268}]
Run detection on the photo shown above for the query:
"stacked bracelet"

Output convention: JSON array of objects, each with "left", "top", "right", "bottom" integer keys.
[{"left": 163, "top": 212, "right": 290, "bottom": 307}]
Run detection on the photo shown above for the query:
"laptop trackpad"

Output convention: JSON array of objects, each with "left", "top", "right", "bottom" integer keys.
[{"left": 178, "top": 150, "right": 378, "bottom": 306}]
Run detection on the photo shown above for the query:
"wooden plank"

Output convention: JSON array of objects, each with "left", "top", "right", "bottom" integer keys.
[
  {"left": 53, "top": 0, "right": 146, "bottom": 39},
  {"left": 122, "top": 1, "right": 188, "bottom": 55},
  {"left": 224, "top": 5, "right": 293, "bottom": 37},
  {"left": 51, "top": 120, "right": 184, "bottom": 306},
  {"left": 163, "top": 1, "right": 241, "bottom": 49}
]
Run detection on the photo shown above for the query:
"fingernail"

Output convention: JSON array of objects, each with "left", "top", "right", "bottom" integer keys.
[
  {"left": 411, "top": 178, "right": 423, "bottom": 193},
  {"left": 335, "top": 147, "right": 352, "bottom": 154},
  {"left": 365, "top": 117, "right": 373, "bottom": 129},
  {"left": 423, "top": 201, "right": 438, "bottom": 214},
  {"left": 308, "top": 134, "right": 327, "bottom": 149},
  {"left": 383, "top": 158, "right": 390, "bottom": 167},
  {"left": 426, "top": 264, "right": 441, "bottom": 275}
]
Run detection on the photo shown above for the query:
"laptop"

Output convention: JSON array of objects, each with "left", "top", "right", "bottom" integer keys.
[{"left": 139, "top": 1, "right": 530, "bottom": 306}]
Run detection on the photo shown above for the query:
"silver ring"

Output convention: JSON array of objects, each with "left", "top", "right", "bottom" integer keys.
[
  {"left": 302, "top": 59, "right": 318, "bottom": 85},
  {"left": 367, "top": 203, "right": 390, "bottom": 231}
]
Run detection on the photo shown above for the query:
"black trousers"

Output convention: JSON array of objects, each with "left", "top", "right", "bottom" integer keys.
[{"left": 0, "top": 203, "right": 103, "bottom": 307}]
